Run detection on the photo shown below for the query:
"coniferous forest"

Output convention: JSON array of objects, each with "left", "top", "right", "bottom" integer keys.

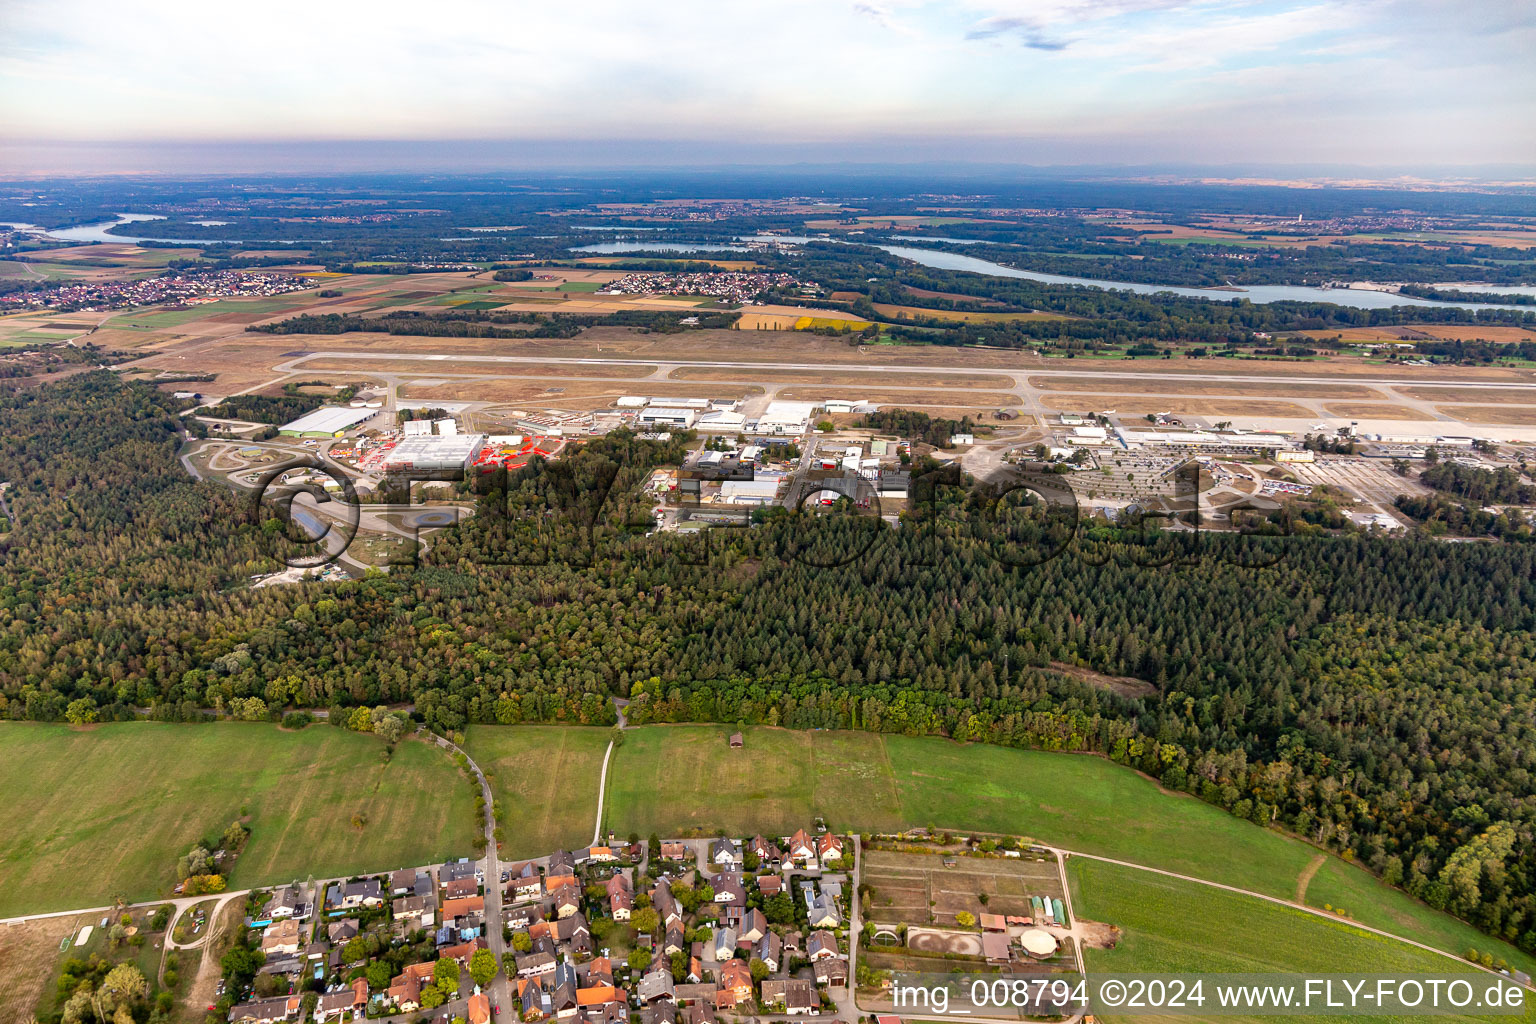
[{"left": 1, "top": 373, "right": 1534, "bottom": 953}]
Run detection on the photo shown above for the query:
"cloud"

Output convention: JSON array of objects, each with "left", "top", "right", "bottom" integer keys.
[{"left": 965, "top": 16, "right": 1071, "bottom": 48}]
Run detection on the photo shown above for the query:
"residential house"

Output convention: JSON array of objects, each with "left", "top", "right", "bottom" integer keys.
[
  {"left": 814, "top": 957, "right": 849, "bottom": 988},
  {"left": 637, "top": 968, "right": 676, "bottom": 1005},
  {"left": 313, "top": 978, "right": 369, "bottom": 1022},
  {"left": 267, "top": 885, "right": 308, "bottom": 920},
  {"left": 554, "top": 962, "right": 580, "bottom": 1020},
  {"left": 226, "top": 995, "right": 302, "bottom": 1023},
  {"left": 642, "top": 1005, "right": 678, "bottom": 1024},
  {"left": 587, "top": 845, "right": 618, "bottom": 863},
  {"left": 519, "top": 951, "right": 558, "bottom": 978},
  {"left": 444, "top": 877, "right": 480, "bottom": 900},
  {"left": 327, "top": 918, "right": 360, "bottom": 944},
  {"left": 587, "top": 957, "right": 614, "bottom": 986},
  {"left": 508, "top": 861, "right": 544, "bottom": 903},
  {"left": 578, "top": 985, "right": 626, "bottom": 1023},
  {"left": 653, "top": 881, "right": 682, "bottom": 925},
  {"left": 552, "top": 884, "right": 582, "bottom": 919},
  {"left": 504, "top": 902, "right": 539, "bottom": 930},
  {"left": 658, "top": 841, "right": 688, "bottom": 861},
  {"left": 584, "top": 998, "right": 629, "bottom": 1024},
  {"left": 557, "top": 912, "right": 594, "bottom": 958},
  {"left": 520, "top": 976, "right": 555, "bottom": 1020},
  {"left": 754, "top": 931, "right": 782, "bottom": 972},
  {"left": 760, "top": 979, "right": 817, "bottom": 1015},
  {"left": 709, "top": 839, "right": 738, "bottom": 868},
  {"left": 260, "top": 919, "right": 302, "bottom": 957},
  {"left": 389, "top": 867, "right": 422, "bottom": 896},
  {"left": 816, "top": 833, "right": 844, "bottom": 862},
  {"left": 548, "top": 850, "right": 578, "bottom": 875},
  {"left": 673, "top": 985, "right": 716, "bottom": 1007},
  {"left": 441, "top": 937, "right": 489, "bottom": 967},
  {"left": 714, "top": 959, "right": 753, "bottom": 1009},
  {"left": 328, "top": 878, "right": 384, "bottom": 910},
  {"left": 711, "top": 927, "right": 737, "bottom": 961},
  {"left": 804, "top": 885, "right": 840, "bottom": 928},
  {"left": 807, "top": 930, "right": 839, "bottom": 960},
  {"left": 747, "top": 835, "right": 782, "bottom": 868},
  {"left": 441, "top": 858, "right": 483, "bottom": 885},
  {"left": 443, "top": 895, "right": 486, "bottom": 925},
  {"left": 662, "top": 920, "right": 686, "bottom": 956},
  {"left": 734, "top": 908, "right": 766, "bottom": 943},
  {"left": 393, "top": 894, "right": 437, "bottom": 929},
  {"left": 755, "top": 874, "right": 782, "bottom": 898},
  {"left": 788, "top": 829, "right": 816, "bottom": 865},
  {"left": 606, "top": 873, "right": 633, "bottom": 920},
  {"left": 681, "top": 1003, "right": 716, "bottom": 1024},
  {"left": 470, "top": 992, "right": 493, "bottom": 1024},
  {"left": 709, "top": 874, "right": 745, "bottom": 904},
  {"left": 386, "top": 972, "right": 422, "bottom": 1013}
]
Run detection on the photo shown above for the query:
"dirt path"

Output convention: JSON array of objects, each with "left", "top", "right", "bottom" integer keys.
[
  {"left": 1296, "top": 852, "right": 1327, "bottom": 903},
  {"left": 181, "top": 896, "right": 240, "bottom": 1017}
]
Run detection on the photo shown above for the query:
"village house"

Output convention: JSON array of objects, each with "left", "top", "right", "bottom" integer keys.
[
  {"left": 637, "top": 967, "right": 676, "bottom": 1004},
  {"left": 442, "top": 894, "right": 486, "bottom": 925},
  {"left": 662, "top": 919, "right": 686, "bottom": 955},
  {"left": 658, "top": 841, "right": 688, "bottom": 861},
  {"left": 816, "top": 833, "right": 844, "bottom": 862},
  {"left": 606, "top": 873, "right": 633, "bottom": 920},
  {"left": 386, "top": 971, "right": 422, "bottom": 1013},
  {"left": 520, "top": 975, "right": 555, "bottom": 1019},
  {"left": 313, "top": 978, "right": 369, "bottom": 1023},
  {"left": 587, "top": 845, "right": 618, "bottom": 863},
  {"left": 267, "top": 885, "right": 308, "bottom": 920},
  {"left": 760, "top": 979, "right": 818, "bottom": 1015},
  {"left": 260, "top": 918, "right": 302, "bottom": 957},
  {"left": 709, "top": 838, "right": 739, "bottom": 868},
  {"left": 653, "top": 880, "right": 682, "bottom": 925},
  {"left": 327, "top": 918, "right": 360, "bottom": 944},
  {"left": 708, "top": 873, "right": 745, "bottom": 904},
  {"left": 754, "top": 931, "right": 782, "bottom": 972},
  {"left": 390, "top": 867, "right": 430, "bottom": 897},
  {"left": 747, "top": 835, "right": 782, "bottom": 868},
  {"left": 327, "top": 878, "right": 384, "bottom": 910},
  {"left": 519, "top": 950, "right": 558, "bottom": 977},
  {"left": 755, "top": 874, "right": 782, "bottom": 898},
  {"left": 814, "top": 957, "right": 849, "bottom": 988},
  {"left": 714, "top": 959, "right": 753, "bottom": 1008},
  {"left": 711, "top": 927, "right": 737, "bottom": 961},
  {"left": 553, "top": 883, "right": 583, "bottom": 918},
  {"left": 444, "top": 876, "right": 480, "bottom": 900},
  {"left": 226, "top": 995, "right": 302, "bottom": 1024},
  {"left": 508, "top": 861, "right": 544, "bottom": 903},
  {"left": 788, "top": 829, "right": 817, "bottom": 865},
  {"left": 807, "top": 930, "right": 839, "bottom": 961},
  {"left": 441, "top": 858, "right": 483, "bottom": 885},
  {"left": 393, "top": 893, "right": 437, "bottom": 929}
]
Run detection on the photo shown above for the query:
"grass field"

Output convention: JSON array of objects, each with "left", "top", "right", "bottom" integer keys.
[
  {"left": 1070, "top": 858, "right": 1534, "bottom": 1024},
  {"left": 592, "top": 725, "right": 1536, "bottom": 975},
  {"left": 465, "top": 725, "right": 613, "bottom": 857},
  {"left": 0, "top": 722, "right": 478, "bottom": 917}
]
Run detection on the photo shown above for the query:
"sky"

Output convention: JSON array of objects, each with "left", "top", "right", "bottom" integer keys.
[{"left": 2, "top": 0, "right": 1534, "bottom": 174}]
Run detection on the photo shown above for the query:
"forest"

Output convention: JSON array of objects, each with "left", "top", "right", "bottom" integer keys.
[
  {"left": 1420, "top": 461, "right": 1536, "bottom": 505},
  {"left": 0, "top": 373, "right": 1534, "bottom": 956}
]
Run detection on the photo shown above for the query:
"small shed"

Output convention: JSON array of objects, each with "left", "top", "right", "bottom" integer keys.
[{"left": 729, "top": 732, "right": 744, "bottom": 748}]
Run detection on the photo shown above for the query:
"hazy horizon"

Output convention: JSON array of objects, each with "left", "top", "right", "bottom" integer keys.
[{"left": 4, "top": 0, "right": 1534, "bottom": 177}]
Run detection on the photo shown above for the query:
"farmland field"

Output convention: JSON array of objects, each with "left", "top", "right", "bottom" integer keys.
[
  {"left": 0, "top": 722, "right": 478, "bottom": 917},
  {"left": 464, "top": 725, "right": 612, "bottom": 857},
  {"left": 1069, "top": 858, "right": 1532, "bottom": 1024}
]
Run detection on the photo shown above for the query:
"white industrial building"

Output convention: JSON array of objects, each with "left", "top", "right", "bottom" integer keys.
[
  {"left": 719, "top": 478, "right": 783, "bottom": 504},
  {"left": 822, "top": 399, "right": 865, "bottom": 414},
  {"left": 402, "top": 419, "right": 433, "bottom": 436},
  {"left": 756, "top": 400, "right": 818, "bottom": 435},
  {"left": 697, "top": 410, "right": 747, "bottom": 432},
  {"left": 381, "top": 433, "right": 486, "bottom": 473},
  {"left": 639, "top": 407, "right": 698, "bottom": 428},
  {"left": 434, "top": 417, "right": 458, "bottom": 437},
  {"left": 279, "top": 406, "right": 380, "bottom": 438}
]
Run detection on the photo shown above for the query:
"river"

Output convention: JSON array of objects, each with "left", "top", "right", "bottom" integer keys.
[{"left": 873, "top": 245, "right": 1533, "bottom": 312}]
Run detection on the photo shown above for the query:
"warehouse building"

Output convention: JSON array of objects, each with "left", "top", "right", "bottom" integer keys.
[
  {"left": 381, "top": 433, "right": 486, "bottom": 475},
  {"left": 639, "top": 407, "right": 698, "bottom": 428},
  {"left": 279, "top": 406, "right": 381, "bottom": 438},
  {"left": 756, "top": 400, "right": 818, "bottom": 435}
]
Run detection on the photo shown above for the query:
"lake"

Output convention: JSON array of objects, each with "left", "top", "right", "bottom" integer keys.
[{"left": 570, "top": 242, "right": 751, "bottom": 254}]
